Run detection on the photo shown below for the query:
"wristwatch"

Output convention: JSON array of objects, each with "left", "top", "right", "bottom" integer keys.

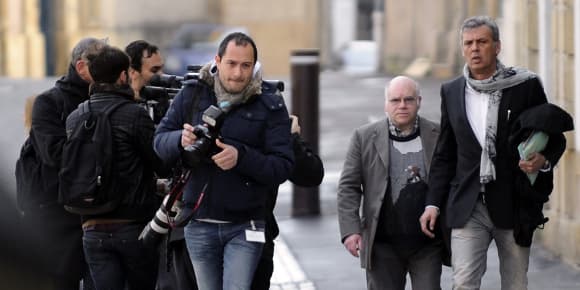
[{"left": 540, "top": 159, "right": 551, "bottom": 172}]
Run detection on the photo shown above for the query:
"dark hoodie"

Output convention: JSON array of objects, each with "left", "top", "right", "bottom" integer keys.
[{"left": 27, "top": 64, "right": 90, "bottom": 207}]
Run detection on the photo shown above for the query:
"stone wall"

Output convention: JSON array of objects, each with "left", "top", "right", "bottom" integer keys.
[{"left": 0, "top": 0, "right": 45, "bottom": 78}]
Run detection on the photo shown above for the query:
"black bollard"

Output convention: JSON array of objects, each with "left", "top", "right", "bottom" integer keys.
[{"left": 290, "top": 49, "right": 320, "bottom": 216}]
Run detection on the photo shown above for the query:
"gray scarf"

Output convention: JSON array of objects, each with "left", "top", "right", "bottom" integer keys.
[
  {"left": 198, "top": 61, "right": 263, "bottom": 112},
  {"left": 463, "top": 60, "right": 536, "bottom": 184}
]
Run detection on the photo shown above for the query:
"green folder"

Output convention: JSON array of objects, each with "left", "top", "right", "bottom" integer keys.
[{"left": 518, "top": 131, "right": 549, "bottom": 185}]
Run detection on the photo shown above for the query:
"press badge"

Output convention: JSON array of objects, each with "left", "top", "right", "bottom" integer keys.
[{"left": 245, "top": 220, "right": 265, "bottom": 243}]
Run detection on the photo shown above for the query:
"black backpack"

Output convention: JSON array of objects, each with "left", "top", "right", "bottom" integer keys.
[
  {"left": 58, "top": 100, "right": 130, "bottom": 215},
  {"left": 15, "top": 137, "right": 45, "bottom": 211},
  {"left": 15, "top": 94, "right": 67, "bottom": 212}
]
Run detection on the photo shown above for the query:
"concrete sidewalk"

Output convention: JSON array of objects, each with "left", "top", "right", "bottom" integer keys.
[{"left": 268, "top": 71, "right": 580, "bottom": 290}]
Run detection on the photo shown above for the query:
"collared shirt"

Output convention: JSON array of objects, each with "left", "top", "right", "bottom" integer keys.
[{"left": 465, "top": 82, "right": 489, "bottom": 148}]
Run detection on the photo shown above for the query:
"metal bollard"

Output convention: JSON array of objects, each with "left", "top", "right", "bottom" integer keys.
[{"left": 290, "top": 49, "right": 320, "bottom": 216}]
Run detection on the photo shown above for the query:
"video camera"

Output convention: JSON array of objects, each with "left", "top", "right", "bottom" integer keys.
[
  {"left": 146, "top": 65, "right": 202, "bottom": 96},
  {"left": 141, "top": 65, "right": 202, "bottom": 124}
]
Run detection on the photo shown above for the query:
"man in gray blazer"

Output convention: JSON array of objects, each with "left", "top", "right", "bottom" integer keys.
[{"left": 338, "top": 76, "right": 443, "bottom": 290}]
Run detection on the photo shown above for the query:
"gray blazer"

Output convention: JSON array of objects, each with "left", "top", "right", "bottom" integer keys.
[{"left": 337, "top": 116, "right": 440, "bottom": 269}]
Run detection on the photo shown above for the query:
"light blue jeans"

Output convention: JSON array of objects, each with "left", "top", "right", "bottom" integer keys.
[
  {"left": 451, "top": 200, "right": 530, "bottom": 290},
  {"left": 184, "top": 219, "right": 265, "bottom": 290}
]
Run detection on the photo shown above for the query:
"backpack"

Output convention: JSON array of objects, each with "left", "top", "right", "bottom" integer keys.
[
  {"left": 15, "top": 94, "right": 64, "bottom": 212},
  {"left": 58, "top": 99, "right": 130, "bottom": 215},
  {"left": 15, "top": 137, "right": 45, "bottom": 211}
]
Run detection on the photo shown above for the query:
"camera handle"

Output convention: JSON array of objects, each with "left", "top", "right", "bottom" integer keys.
[
  {"left": 162, "top": 169, "right": 191, "bottom": 213},
  {"left": 160, "top": 168, "right": 207, "bottom": 228}
]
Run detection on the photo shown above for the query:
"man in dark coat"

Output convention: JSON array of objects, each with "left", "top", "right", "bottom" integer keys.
[
  {"left": 420, "top": 16, "right": 566, "bottom": 289},
  {"left": 20, "top": 37, "right": 107, "bottom": 290}
]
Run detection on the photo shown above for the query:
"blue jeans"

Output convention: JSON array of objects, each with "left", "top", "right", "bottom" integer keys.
[
  {"left": 185, "top": 220, "right": 265, "bottom": 290},
  {"left": 82, "top": 223, "right": 159, "bottom": 290},
  {"left": 451, "top": 200, "right": 530, "bottom": 290}
]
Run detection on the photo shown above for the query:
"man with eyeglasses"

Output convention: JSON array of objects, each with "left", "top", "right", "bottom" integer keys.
[{"left": 338, "top": 76, "right": 445, "bottom": 290}]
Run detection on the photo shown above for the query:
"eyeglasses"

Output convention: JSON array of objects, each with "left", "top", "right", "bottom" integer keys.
[{"left": 388, "top": 96, "right": 418, "bottom": 106}]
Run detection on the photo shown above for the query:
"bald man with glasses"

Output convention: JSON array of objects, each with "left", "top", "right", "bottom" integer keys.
[{"left": 338, "top": 76, "right": 446, "bottom": 290}]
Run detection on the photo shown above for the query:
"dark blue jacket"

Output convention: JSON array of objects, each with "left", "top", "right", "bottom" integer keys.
[{"left": 154, "top": 80, "right": 294, "bottom": 222}]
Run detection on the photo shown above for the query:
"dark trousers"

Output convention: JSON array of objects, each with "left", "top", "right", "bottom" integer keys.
[
  {"left": 155, "top": 238, "right": 176, "bottom": 290},
  {"left": 21, "top": 204, "right": 93, "bottom": 290},
  {"left": 366, "top": 241, "right": 443, "bottom": 290},
  {"left": 156, "top": 238, "right": 199, "bottom": 290},
  {"left": 251, "top": 239, "right": 275, "bottom": 290},
  {"left": 172, "top": 239, "right": 198, "bottom": 290},
  {"left": 83, "top": 223, "right": 159, "bottom": 290}
]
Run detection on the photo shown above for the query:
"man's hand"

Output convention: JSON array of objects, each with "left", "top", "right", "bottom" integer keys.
[
  {"left": 343, "top": 234, "right": 362, "bottom": 257},
  {"left": 519, "top": 152, "right": 546, "bottom": 173},
  {"left": 181, "top": 123, "right": 197, "bottom": 148},
  {"left": 212, "top": 139, "right": 238, "bottom": 170},
  {"left": 420, "top": 207, "right": 439, "bottom": 238},
  {"left": 290, "top": 115, "right": 301, "bottom": 135}
]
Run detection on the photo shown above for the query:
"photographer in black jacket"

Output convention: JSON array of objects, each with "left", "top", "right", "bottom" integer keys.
[{"left": 66, "top": 45, "right": 167, "bottom": 290}]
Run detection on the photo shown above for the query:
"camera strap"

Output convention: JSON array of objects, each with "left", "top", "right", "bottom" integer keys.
[
  {"left": 186, "top": 81, "right": 203, "bottom": 125},
  {"left": 163, "top": 169, "right": 191, "bottom": 213},
  {"left": 160, "top": 82, "right": 207, "bottom": 227},
  {"left": 160, "top": 168, "right": 207, "bottom": 229}
]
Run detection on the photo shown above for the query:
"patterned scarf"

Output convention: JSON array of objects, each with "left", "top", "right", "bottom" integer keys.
[
  {"left": 198, "top": 61, "right": 262, "bottom": 112},
  {"left": 463, "top": 60, "right": 537, "bottom": 184},
  {"left": 387, "top": 116, "right": 419, "bottom": 138}
]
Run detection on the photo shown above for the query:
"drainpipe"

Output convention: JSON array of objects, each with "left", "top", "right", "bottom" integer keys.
[
  {"left": 538, "top": 0, "right": 552, "bottom": 100},
  {"left": 575, "top": 0, "right": 580, "bottom": 150}
]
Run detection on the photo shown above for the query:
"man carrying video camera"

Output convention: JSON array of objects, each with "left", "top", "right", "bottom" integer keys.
[
  {"left": 124, "top": 40, "right": 175, "bottom": 126},
  {"left": 154, "top": 32, "right": 294, "bottom": 290},
  {"left": 125, "top": 40, "right": 164, "bottom": 101}
]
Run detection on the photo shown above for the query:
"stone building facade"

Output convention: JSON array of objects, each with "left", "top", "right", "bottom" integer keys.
[{"left": 0, "top": 0, "right": 321, "bottom": 77}]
